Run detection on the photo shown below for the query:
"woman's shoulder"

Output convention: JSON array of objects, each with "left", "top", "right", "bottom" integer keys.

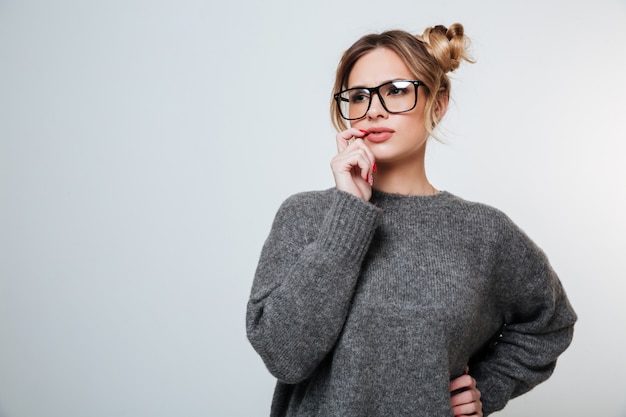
[
  {"left": 277, "top": 188, "right": 337, "bottom": 213},
  {"left": 443, "top": 192, "right": 526, "bottom": 238},
  {"left": 444, "top": 192, "right": 512, "bottom": 221},
  {"left": 272, "top": 188, "right": 337, "bottom": 222},
  {"left": 282, "top": 188, "right": 336, "bottom": 205},
  {"left": 446, "top": 192, "right": 544, "bottom": 256}
]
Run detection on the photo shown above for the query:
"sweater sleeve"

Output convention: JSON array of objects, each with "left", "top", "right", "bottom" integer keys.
[
  {"left": 472, "top": 217, "right": 577, "bottom": 416},
  {"left": 246, "top": 190, "right": 381, "bottom": 384}
]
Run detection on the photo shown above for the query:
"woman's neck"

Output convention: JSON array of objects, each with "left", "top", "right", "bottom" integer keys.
[{"left": 372, "top": 159, "right": 436, "bottom": 196}]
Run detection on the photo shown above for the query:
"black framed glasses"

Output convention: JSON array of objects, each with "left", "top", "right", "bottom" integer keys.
[{"left": 334, "top": 80, "right": 423, "bottom": 120}]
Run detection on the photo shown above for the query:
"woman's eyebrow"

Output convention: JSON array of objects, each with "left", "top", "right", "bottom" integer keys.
[{"left": 346, "top": 78, "right": 408, "bottom": 89}]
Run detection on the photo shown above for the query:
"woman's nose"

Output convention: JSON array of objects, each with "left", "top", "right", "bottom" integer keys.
[{"left": 366, "top": 93, "right": 389, "bottom": 119}]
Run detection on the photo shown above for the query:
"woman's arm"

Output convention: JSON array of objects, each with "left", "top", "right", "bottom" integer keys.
[
  {"left": 471, "top": 219, "right": 577, "bottom": 416},
  {"left": 246, "top": 190, "right": 380, "bottom": 384}
]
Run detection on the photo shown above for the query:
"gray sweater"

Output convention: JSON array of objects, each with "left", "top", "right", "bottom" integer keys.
[{"left": 247, "top": 188, "right": 576, "bottom": 416}]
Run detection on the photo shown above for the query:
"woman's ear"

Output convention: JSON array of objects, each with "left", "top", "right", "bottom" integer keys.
[{"left": 434, "top": 92, "right": 449, "bottom": 119}]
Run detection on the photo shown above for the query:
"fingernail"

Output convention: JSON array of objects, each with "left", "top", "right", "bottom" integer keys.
[
  {"left": 368, "top": 174, "right": 374, "bottom": 186},
  {"left": 359, "top": 129, "right": 368, "bottom": 135},
  {"left": 372, "top": 162, "right": 377, "bottom": 173}
]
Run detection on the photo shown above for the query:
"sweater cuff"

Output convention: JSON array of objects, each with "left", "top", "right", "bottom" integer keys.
[
  {"left": 478, "top": 374, "right": 514, "bottom": 416},
  {"left": 315, "top": 190, "right": 381, "bottom": 260}
]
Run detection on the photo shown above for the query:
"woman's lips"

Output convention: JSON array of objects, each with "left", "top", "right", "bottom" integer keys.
[{"left": 365, "top": 127, "right": 394, "bottom": 143}]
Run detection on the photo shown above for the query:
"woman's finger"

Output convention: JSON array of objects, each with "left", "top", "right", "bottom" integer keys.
[
  {"left": 334, "top": 152, "right": 373, "bottom": 183},
  {"left": 452, "top": 400, "right": 482, "bottom": 417},
  {"left": 450, "top": 388, "right": 480, "bottom": 406},
  {"left": 353, "top": 138, "right": 376, "bottom": 173},
  {"left": 450, "top": 374, "right": 475, "bottom": 393},
  {"left": 450, "top": 372, "right": 482, "bottom": 416},
  {"left": 336, "top": 128, "right": 368, "bottom": 152}
]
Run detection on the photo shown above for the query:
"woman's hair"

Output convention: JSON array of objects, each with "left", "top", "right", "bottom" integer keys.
[{"left": 330, "top": 23, "right": 474, "bottom": 134}]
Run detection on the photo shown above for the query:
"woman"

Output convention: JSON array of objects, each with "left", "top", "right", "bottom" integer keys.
[{"left": 247, "top": 23, "right": 576, "bottom": 417}]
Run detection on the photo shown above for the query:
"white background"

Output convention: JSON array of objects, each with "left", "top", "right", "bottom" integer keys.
[{"left": 1, "top": 0, "right": 625, "bottom": 416}]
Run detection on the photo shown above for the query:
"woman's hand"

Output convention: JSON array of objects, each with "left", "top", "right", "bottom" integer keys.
[
  {"left": 450, "top": 369, "right": 482, "bottom": 417},
  {"left": 331, "top": 128, "right": 376, "bottom": 201}
]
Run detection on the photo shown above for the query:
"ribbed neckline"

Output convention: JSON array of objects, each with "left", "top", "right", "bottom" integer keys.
[{"left": 370, "top": 189, "right": 455, "bottom": 208}]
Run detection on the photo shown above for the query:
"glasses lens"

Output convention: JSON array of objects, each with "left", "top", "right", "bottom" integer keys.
[
  {"left": 379, "top": 81, "right": 417, "bottom": 113},
  {"left": 338, "top": 88, "right": 370, "bottom": 120}
]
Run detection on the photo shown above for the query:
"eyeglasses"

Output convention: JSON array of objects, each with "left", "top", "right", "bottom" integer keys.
[{"left": 334, "top": 80, "right": 422, "bottom": 120}]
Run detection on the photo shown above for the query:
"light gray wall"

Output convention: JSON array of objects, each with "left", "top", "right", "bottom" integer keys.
[{"left": 1, "top": 0, "right": 625, "bottom": 416}]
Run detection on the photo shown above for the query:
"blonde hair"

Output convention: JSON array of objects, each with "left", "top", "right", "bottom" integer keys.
[{"left": 330, "top": 23, "right": 474, "bottom": 135}]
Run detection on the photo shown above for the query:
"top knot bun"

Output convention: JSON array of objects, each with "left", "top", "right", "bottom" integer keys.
[{"left": 418, "top": 23, "right": 473, "bottom": 73}]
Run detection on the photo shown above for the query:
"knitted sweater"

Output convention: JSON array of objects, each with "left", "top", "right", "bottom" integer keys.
[{"left": 247, "top": 188, "right": 576, "bottom": 417}]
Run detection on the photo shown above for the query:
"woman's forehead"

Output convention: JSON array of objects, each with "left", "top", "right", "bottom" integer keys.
[{"left": 347, "top": 48, "right": 415, "bottom": 88}]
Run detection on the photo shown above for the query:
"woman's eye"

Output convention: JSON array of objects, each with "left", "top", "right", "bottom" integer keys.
[
  {"left": 350, "top": 92, "right": 370, "bottom": 103},
  {"left": 388, "top": 87, "right": 408, "bottom": 96}
]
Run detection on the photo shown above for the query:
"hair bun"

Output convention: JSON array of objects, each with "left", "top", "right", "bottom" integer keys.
[{"left": 418, "top": 23, "right": 473, "bottom": 73}]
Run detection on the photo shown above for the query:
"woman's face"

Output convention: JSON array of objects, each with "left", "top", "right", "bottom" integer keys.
[{"left": 348, "top": 47, "right": 433, "bottom": 165}]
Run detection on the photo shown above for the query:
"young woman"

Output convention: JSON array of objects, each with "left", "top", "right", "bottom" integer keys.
[{"left": 247, "top": 23, "right": 577, "bottom": 417}]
